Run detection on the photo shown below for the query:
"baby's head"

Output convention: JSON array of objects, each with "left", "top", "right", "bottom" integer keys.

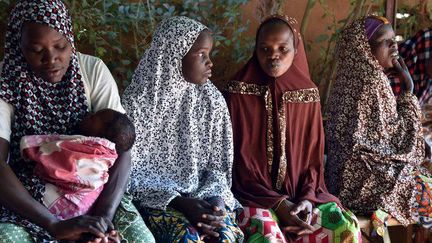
[
  {"left": 255, "top": 16, "right": 297, "bottom": 78},
  {"left": 77, "top": 109, "right": 136, "bottom": 153}
]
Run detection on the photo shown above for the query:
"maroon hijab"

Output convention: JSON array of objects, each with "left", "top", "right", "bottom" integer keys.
[{"left": 225, "top": 15, "right": 339, "bottom": 208}]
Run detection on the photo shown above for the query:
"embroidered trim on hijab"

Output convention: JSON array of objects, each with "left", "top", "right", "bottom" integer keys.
[
  {"left": 259, "top": 14, "right": 301, "bottom": 48},
  {"left": 365, "top": 15, "right": 390, "bottom": 41}
]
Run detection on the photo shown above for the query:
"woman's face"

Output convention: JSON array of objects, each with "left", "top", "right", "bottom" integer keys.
[
  {"left": 256, "top": 23, "right": 295, "bottom": 78},
  {"left": 369, "top": 24, "right": 398, "bottom": 69},
  {"left": 182, "top": 30, "right": 213, "bottom": 85},
  {"left": 20, "top": 22, "right": 72, "bottom": 83}
]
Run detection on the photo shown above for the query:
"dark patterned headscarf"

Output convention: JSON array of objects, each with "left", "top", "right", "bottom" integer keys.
[
  {"left": 0, "top": 0, "right": 88, "bottom": 157},
  {"left": 0, "top": 0, "right": 88, "bottom": 240}
]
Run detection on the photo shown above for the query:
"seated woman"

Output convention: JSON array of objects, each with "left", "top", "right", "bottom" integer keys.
[
  {"left": 224, "top": 15, "right": 361, "bottom": 242},
  {"left": 325, "top": 16, "right": 432, "bottom": 228},
  {"left": 122, "top": 16, "right": 244, "bottom": 242},
  {"left": 0, "top": 1, "right": 154, "bottom": 242},
  {"left": 21, "top": 109, "right": 135, "bottom": 221}
]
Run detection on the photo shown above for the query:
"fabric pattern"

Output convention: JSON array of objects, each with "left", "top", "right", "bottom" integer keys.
[
  {"left": 412, "top": 172, "right": 432, "bottom": 228},
  {"left": 140, "top": 207, "right": 243, "bottom": 243},
  {"left": 0, "top": 223, "right": 35, "bottom": 243},
  {"left": 0, "top": 0, "right": 88, "bottom": 240},
  {"left": 113, "top": 194, "right": 156, "bottom": 243},
  {"left": 21, "top": 135, "right": 117, "bottom": 220},
  {"left": 325, "top": 17, "right": 426, "bottom": 225},
  {"left": 122, "top": 16, "right": 238, "bottom": 211},
  {"left": 0, "top": 194, "right": 156, "bottom": 243},
  {"left": 238, "top": 203, "right": 361, "bottom": 243}
]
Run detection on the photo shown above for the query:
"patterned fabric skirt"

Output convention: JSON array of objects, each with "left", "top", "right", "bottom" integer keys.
[
  {"left": 0, "top": 194, "right": 155, "bottom": 243},
  {"left": 140, "top": 207, "right": 244, "bottom": 243},
  {"left": 237, "top": 202, "right": 361, "bottom": 243}
]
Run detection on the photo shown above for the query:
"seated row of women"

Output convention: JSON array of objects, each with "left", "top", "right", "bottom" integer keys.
[{"left": 0, "top": 1, "right": 430, "bottom": 242}]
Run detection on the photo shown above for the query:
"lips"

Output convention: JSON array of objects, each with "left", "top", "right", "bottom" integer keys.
[
  {"left": 40, "top": 67, "right": 64, "bottom": 82},
  {"left": 390, "top": 50, "right": 399, "bottom": 59},
  {"left": 204, "top": 70, "right": 212, "bottom": 78}
]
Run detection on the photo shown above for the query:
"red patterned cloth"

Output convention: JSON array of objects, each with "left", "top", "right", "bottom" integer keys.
[
  {"left": 238, "top": 203, "right": 361, "bottom": 243},
  {"left": 21, "top": 135, "right": 117, "bottom": 220}
]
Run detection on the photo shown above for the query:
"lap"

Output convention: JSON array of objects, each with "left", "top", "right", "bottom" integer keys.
[
  {"left": 112, "top": 193, "right": 155, "bottom": 243},
  {"left": 140, "top": 206, "right": 243, "bottom": 243},
  {"left": 0, "top": 223, "right": 34, "bottom": 243},
  {"left": 239, "top": 202, "right": 361, "bottom": 243},
  {"left": 0, "top": 194, "right": 155, "bottom": 243}
]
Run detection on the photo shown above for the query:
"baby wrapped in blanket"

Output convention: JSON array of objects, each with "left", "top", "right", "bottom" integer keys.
[{"left": 20, "top": 109, "right": 135, "bottom": 220}]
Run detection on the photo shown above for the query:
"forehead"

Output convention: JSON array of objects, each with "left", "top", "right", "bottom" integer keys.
[
  {"left": 21, "top": 22, "right": 64, "bottom": 41},
  {"left": 372, "top": 24, "right": 394, "bottom": 40},
  {"left": 258, "top": 23, "right": 294, "bottom": 44},
  {"left": 189, "top": 30, "right": 213, "bottom": 50}
]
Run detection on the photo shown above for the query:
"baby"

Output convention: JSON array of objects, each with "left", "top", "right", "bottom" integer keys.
[{"left": 20, "top": 109, "right": 135, "bottom": 220}]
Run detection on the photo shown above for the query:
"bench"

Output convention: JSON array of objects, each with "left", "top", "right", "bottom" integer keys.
[{"left": 357, "top": 216, "right": 429, "bottom": 243}]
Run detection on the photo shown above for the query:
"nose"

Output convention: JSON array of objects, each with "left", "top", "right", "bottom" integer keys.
[
  {"left": 206, "top": 57, "right": 213, "bottom": 68},
  {"left": 389, "top": 38, "right": 397, "bottom": 49},
  {"left": 268, "top": 49, "right": 280, "bottom": 60},
  {"left": 41, "top": 49, "right": 57, "bottom": 65}
]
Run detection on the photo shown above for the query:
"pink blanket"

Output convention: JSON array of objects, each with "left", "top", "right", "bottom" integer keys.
[{"left": 21, "top": 135, "right": 118, "bottom": 220}]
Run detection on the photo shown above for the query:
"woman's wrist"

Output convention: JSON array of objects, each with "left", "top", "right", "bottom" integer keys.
[
  {"left": 45, "top": 217, "right": 61, "bottom": 236},
  {"left": 273, "top": 199, "right": 294, "bottom": 214},
  {"left": 168, "top": 196, "right": 185, "bottom": 211}
]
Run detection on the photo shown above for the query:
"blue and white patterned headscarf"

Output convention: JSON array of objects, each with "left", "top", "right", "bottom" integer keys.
[{"left": 122, "top": 16, "right": 238, "bottom": 210}]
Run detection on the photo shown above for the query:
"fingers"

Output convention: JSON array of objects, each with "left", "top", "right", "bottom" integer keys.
[
  {"left": 86, "top": 225, "right": 106, "bottom": 239},
  {"left": 282, "top": 226, "right": 303, "bottom": 233},
  {"left": 297, "top": 228, "right": 314, "bottom": 236},
  {"left": 293, "top": 216, "right": 315, "bottom": 231},
  {"left": 202, "top": 214, "right": 224, "bottom": 223},
  {"left": 107, "top": 231, "right": 120, "bottom": 243},
  {"left": 197, "top": 222, "right": 220, "bottom": 237},
  {"left": 290, "top": 201, "right": 307, "bottom": 216},
  {"left": 392, "top": 57, "right": 402, "bottom": 71},
  {"left": 398, "top": 56, "right": 408, "bottom": 70},
  {"left": 103, "top": 218, "right": 115, "bottom": 232},
  {"left": 87, "top": 238, "right": 102, "bottom": 243},
  {"left": 283, "top": 224, "right": 314, "bottom": 236},
  {"left": 200, "top": 234, "right": 208, "bottom": 241}
]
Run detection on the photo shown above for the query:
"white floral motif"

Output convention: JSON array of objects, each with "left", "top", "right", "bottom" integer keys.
[{"left": 122, "top": 16, "right": 238, "bottom": 211}]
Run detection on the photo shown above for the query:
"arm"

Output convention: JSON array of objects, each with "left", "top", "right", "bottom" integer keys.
[
  {"left": 80, "top": 54, "right": 131, "bottom": 219},
  {"left": 89, "top": 150, "right": 131, "bottom": 220},
  {"left": 0, "top": 138, "right": 58, "bottom": 230},
  {"left": 189, "top": 104, "right": 235, "bottom": 210}
]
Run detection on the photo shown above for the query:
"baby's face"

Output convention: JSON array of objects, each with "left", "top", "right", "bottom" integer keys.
[
  {"left": 256, "top": 23, "right": 295, "bottom": 78},
  {"left": 77, "top": 109, "right": 114, "bottom": 137}
]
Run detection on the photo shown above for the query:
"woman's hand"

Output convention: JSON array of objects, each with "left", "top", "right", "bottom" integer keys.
[
  {"left": 392, "top": 57, "right": 414, "bottom": 93},
  {"left": 170, "top": 197, "right": 225, "bottom": 238},
  {"left": 290, "top": 200, "right": 313, "bottom": 225},
  {"left": 206, "top": 196, "right": 226, "bottom": 217},
  {"left": 47, "top": 215, "right": 114, "bottom": 241},
  {"left": 276, "top": 199, "right": 315, "bottom": 236}
]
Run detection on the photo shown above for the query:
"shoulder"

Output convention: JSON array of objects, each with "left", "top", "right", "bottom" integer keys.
[
  {"left": 201, "top": 81, "right": 229, "bottom": 112},
  {"left": 77, "top": 52, "right": 105, "bottom": 68}
]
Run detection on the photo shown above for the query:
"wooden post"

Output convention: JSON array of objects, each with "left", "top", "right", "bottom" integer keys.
[{"left": 386, "top": 0, "right": 397, "bottom": 28}]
